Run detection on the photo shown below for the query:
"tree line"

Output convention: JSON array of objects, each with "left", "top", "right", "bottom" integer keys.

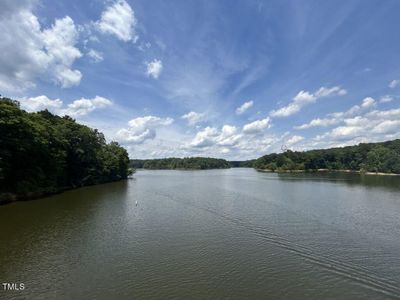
[
  {"left": 0, "top": 97, "right": 132, "bottom": 203},
  {"left": 130, "top": 157, "right": 231, "bottom": 170},
  {"left": 254, "top": 140, "right": 400, "bottom": 174}
]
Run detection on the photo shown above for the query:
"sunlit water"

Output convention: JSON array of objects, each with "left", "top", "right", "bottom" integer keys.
[{"left": 1, "top": 169, "right": 400, "bottom": 299}]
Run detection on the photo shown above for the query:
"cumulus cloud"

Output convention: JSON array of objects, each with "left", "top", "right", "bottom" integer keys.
[
  {"left": 389, "top": 79, "right": 400, "bottom": 89},
  {"left": 182, "top": 118, "right": 280, "bottom": 160},
  {"left": 0, "top": 5, "right": 82, "bottom": 92},
  {"left": 181, "top": 111, "right": 206, "bottom": 125},
  {"left": 313, "top": 107, "right": 400, "bottom": 146},
  {"left": 20, "top": 95, "right": 63, "bottom": 113},
  {"left": 19, "top": 95, "right": 112, "bottom": 118},
  {"left": 146, "top": 59, "right": 163, "bottom": 79},
  {"left": 87, "top": 49, "right": 104, "bottom": 63},
  {"left": 236, "top": 100, "right": 253, "bottom": 115},
  {"left": 43, "top": 16, "right": 83, "bottom": 88},
  {"left": 116, "top": 116, "right": 174, "bottom": 144},
  {"left": 188, "top": 125, "right": 243, "bottom": 149},
  {"left": 97, "top": 0, "right": 137, "bottom": 42},
  {"left": 127, "top": 120, "right": 285, "bottom": 160},
  {"left": 63, "top": 96, "right": 112, "bottom": 117},
  {"left": 360, "top": 97, "right": 376, "bottom": 108},
  {"left": 270, "top": 86, "right": 347, "bottom": 118},
  {"left": 190, "top": 127, "right": 220, "bottom": 148},
  {"left": 217, "top": 125, "right": 241, "bottom": 146},
  {"left": 242, "top": 117, "right": 271, "bottom": 134},
  {"left": 295, "top": 97, "right": 376, "bottom": 130}
]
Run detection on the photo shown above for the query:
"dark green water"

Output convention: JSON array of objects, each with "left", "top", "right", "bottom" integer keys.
[{"left": 1, "top": 169, "right": 400, "bottom": 299}]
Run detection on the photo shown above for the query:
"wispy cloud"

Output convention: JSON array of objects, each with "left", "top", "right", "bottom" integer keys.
[
  {"left": 389, "top": 79, "right": 400, "bottom": 89},
  {"left": 236, "top": 100, "right": 254, "bottom": 115},
  {"left": 146, "top": 59, "right": 163, "bottom": 79}
]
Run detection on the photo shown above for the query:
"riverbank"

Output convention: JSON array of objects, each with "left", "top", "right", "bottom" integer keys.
[{"left": 256, "top": 168, "right": 400, "bottom": 176}]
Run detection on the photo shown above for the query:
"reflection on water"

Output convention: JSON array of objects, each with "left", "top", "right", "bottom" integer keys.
[
  {"left": 0, "top": 169, "right": 399, "bottom": 299},
  {"left": 275, "top": 171, "right": 400, "bottom": 191}
]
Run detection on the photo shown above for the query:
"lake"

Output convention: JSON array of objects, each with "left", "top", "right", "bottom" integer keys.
[{"left": 1, "top": 168, "right": 400, "bottom": 299}]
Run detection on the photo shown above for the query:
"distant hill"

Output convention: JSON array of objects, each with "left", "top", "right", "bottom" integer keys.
[{"left": 254, "top": 139, "right": 400, "bottom": 174}]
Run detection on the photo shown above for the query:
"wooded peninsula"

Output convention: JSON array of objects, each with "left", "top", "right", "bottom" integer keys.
[
  {"left": 130, "top": 157, "right": 231, "bottom": 170},
  {"left": 253, "top": 140, "right": 400, "bottom": 174},
  {"left": 0, "top": 97, "right": 132, "bottom": 204},
  {"left": 2, "top": 96, "right": 400, "bottom": 204}
]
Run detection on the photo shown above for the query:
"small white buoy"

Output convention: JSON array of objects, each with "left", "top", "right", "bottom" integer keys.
[{"left": 135, "top": 200, "right": 138, "bottom": 206}]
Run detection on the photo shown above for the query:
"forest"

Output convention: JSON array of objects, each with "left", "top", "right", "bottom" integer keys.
[
  {"left": 254, "top": 140, "right": 400, "bottom": 174},
  {"left": 130, "top": 157, "right": 231, "bottom": 170},
  {"left": 0, "top": 97, "right": 132, "bottom": 203}
]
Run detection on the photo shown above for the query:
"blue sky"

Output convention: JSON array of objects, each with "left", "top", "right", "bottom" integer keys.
[{"left": 1, "top": 0, "right": 400, "bottom": 159}]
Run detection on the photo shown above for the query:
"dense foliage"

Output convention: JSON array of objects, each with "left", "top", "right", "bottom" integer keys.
[
  {"left": 0, "top": 97, "right": 132, "bottom": 197},
  {"left": 254, "top": 140, "right": 400, "bottom": 174},
  {"left": 130, "top": 157, "right": 231, "bottom": 170},
  {"left": 229, "top": 160, "right": 255, "bottom": 168}
]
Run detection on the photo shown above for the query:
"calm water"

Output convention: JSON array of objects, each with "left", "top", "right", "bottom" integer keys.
[{"left": 1, "top": 169, "right": 400, "bottom": 299}]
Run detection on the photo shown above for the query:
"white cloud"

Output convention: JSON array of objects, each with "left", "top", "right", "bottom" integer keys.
[
  {"left": 286, "top": 135, "right": 304, "bottom": 146},
  {"left": 295, "top": 118, "right": 340, "bottom": 130},
  {"left": 87, "top": 49, "right": 104, "bottom": 63},
  {"left": 188, "top": 125, "right": 242, "bottom": 149},
  {"left": 315, "top": 86, "right": 347, "bottom": 97},
  {"left": 270, "top": 86, "right": 347, "bottom": 118},
  {"left": 20, "top": 95, "right": 63, "bottom": 113},
  {"left": 360, "top": 97, "right": 376, "bottom": 108},
  {"left": 236, "top": 100, "right": 253, "bottom": 115},
  {"left": 242, "top": 117, "right": 271, "bottom": 134},
  {"left": 220, "top": 148, "right": 231, "bottom": 154},
  {"left": 217, "top": 125, "right": 240, "bottom": 146},
  {"left": 126, "top": 121, "right": 284, "bottom": 160},
  {"left": 380, "top": 95, "right": 394, "bottom": 103},
  {"left": 190, "top": 127, "right": 220, "bottom": 148},
  {"left": 0, "top": 4, "right": 82, "bottom": 92},
  {"left": 42, "top": 16, "right": 82, "bottom": 88},
  {"left": 63, "top": 96, "right": 112, "bottom": 117},
  {"left": 18, "top": 95, "right": 112, "bottom": 118},
  {"left": 181, "top": 111, "right": 206, "bottom": 125},
  {"left": 296, "top": 97, "right": 376, "bottom": 130},
  {"left": 146, "top": 59, "right": 163, "bottom": 79},
  {"left": 116, "top": 116, "right": 174, "bottom": 144},
  {"left": 312, "top": 107, "right": 400, "bottom": 147},
  {"left": 97, "top": 0, "right": 137, "bottom": 42},
  {"left": 371, "top": 120, "right": 400, "bottom": 134},
  {"left": 389, "top": 79, "right": 400, "bottom": 89}
]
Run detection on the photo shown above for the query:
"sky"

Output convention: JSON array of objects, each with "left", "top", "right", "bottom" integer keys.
[{"left": 1, "top": 0, "right": 400, "bottom": 160}]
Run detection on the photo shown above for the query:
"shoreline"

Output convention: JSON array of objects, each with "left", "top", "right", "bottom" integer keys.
[{"left": 256, "top": 168, "right": 400, "bottom": 176}]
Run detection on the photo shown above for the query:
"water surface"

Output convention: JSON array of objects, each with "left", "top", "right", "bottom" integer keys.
[{"left": 1, "top": 169, "right": 400, "bottom": 299}]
